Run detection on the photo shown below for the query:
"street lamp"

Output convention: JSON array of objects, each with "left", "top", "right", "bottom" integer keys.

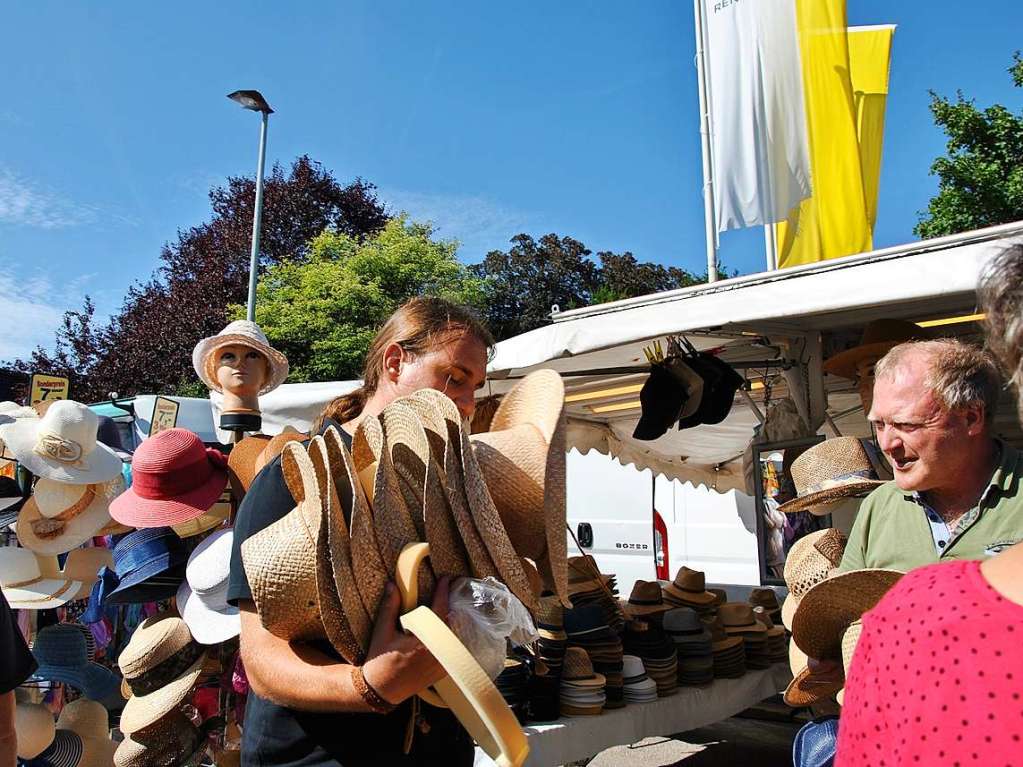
[{"left": 227, "top": 90, "right": 274, "bottom": 322}]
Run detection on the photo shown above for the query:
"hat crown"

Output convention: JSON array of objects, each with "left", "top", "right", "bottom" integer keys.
[
  {"left": 218, "top": 320, "right": 271, "bottom": 346},
  {"left": 113, "top": 527, "right": 182, "bottom": 571},
  {"left": 132, "top": 428, "right": 207, "bottom": 476},
  {"left": 673, "top": 566, "right": 706, "bottom": 592},
  {"left": 662, "top": 607, "right": 703, "bottom": 633},
  {"left": 56, "top": 699, "right": 108, "bottom": 738},
  {"left": 119, "top": 614, "right": 193, "bottom": 677},
  {"left": 0, "top": 546, "right": 43, "bottom": 583},
  {"left": 32, "top": 478, "right": 95, "bottom": 519},
  {"left": 783, "top": 529, "right": 848, "bottom": 598},
  {"left": 621, "top": 654, "right": 645, "bottom": 678},
  {"left": 562, "top": 647, "right": 598, "bottom": 681},
  {"left": 36, "top": 400, "right": 99, "bottom": 455},
  {"left": 749, "top": 587, "right": 780, "bottom": 610},
  {"left": 185, "top": 528, "right": 232, "bottom": 595},
  {"left": 718, "top": 602, "right": 758, "bottom": 628},
  {"left": 789, "top": 437, "right": 879, "bottom": 497},
  {"left": 34, "top": 624, "right": 89, "bottom": 666},
  {"left": 535, "top": 595, "right": 565, "bottom": 629},
  {"left": 628, "top": 580, "right": 663, "bottom": 605}
]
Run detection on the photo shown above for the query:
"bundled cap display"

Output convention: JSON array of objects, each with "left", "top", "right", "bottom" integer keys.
[
  {"left": 563, "top": 603, "right": 625, "bottom": 709},
  {"left": 17, "top": 476, "right": 126, "bottom": 556},
  {"left": 706, "top": 616, "right": 747, "bottom": 679},
  {"left": 242, "top": 371, "right": 570, "bottom": 664},
  {"left": 192, "top": 319, "right": 289, "bottom": 395},
  {"left": 662, "top": 565, "right": 717, "bottom": 610},
  {"left": 30, "top": 624, "right": 122, "bottom": 701},
  {"left": 621, "top": 580, "right": 671, "bottom": 619},
  {"left": 117, "top": 614, "right": 207, "bottom": 734},
  {"left": 622, "top": 620, "right": 678, "bottom": 697},
  {"left": 778, "top": 437, "right": 885, "bottom": 515},
  {"left": 675, "top": 351, "right": 745, "bottom": 430},
  {"left": 781, "top": 528, "right": 848, "bottom": 630},
  {"left": 719, "top": 603, "right": 772, "bottom": 669},
  {"left": 663, "top": 607, "right": 714, "bottom": 686},
  {"left": 559, "top": 647, "right": 606, "bottom": 716},
  {"left": 114, "top": 710, "right": 210, "bottom": 767},
  {"left": 0, "top": 400, "right": 122, "bottom": 484},
  {"left": 632, "top": 356, "right": 703, "bottom": 441},
  {"left": 0, "top": 546, "right": 82, "bottom": 610},
  {"left": 110, "top": 429, "right": 228, "bottom": 529},
  {"left": 823, "top": 318, "right": 925, "bottom": 380},
  {"left": 106, "top": 528, "right": 188, "bottom": 605},
  {"left": 176, "top": 528, "right": 239, "bottom": 644},
  {"left": 621, "top": 654, "right": 657, "bottom": 704},
  {"left": 791, "top": 568, "right": 902, "bottom": 662}
]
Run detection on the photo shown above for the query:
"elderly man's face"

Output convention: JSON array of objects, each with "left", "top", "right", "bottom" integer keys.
[{"left": 868, "top": 353, "right": 982, "bottom": 493}]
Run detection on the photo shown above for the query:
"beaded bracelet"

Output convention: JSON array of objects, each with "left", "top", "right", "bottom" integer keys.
[{"left": 351, "top": 665, "right": 397, "bottom": 714}]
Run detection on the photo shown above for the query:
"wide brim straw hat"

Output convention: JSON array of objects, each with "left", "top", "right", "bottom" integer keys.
[
  {"left": 784, "top": 663, "right": 845, "bottom": 708},
  {"left": 57, "top": 700, "right": 118, "bottom": 767},
  {"left": 469, "top": 368, "right": 568, "bottom": 607},
  {"left": 171, "top": 497, "right": 230, "bottom": 539},
  {"left": 15, "top": 701, "right": 55, "bottom": 759},
  {"left": 118, "top": 614, "right": 207, "bottom": 734},
  {"left": 0, "top": 546, "right": 81, "bottom": 610},
  {"left": 781, "top": 528, "right": 848, "bottom": 630},
  {"left": 227, "top": 434, "right": 271, "bottom": 499},
  {"left": 823, "top": 319, "right": 926, "bottom": 380},
  {"left": 253, "top": 426, "right": 306, "bottom": 474},
  {"left": 38, "top": 547, "right": 114, "bottom": 602},
  {"left": 791, "top": 569, "right": 902, "bottom": 661},
  {"left": 0, "top": 400, "right": 123, "bottom": 484},
  {"left": 241, "top": 441, "right": 329, "bottom": 644},
  {"left": 176, "top": 528, "right": 240, "bottom": 645},
  {"left": 192, "top": 319, "right": 289, "bottom": 395},
  {"left": 836, "top": 620, "right": 864, "bottom": 706},
  {"left": 17, "top": 476, "right": 124, "bottom": 556},
  {"left": 778, "top": 437, "right": 885, "bottom": 514}
]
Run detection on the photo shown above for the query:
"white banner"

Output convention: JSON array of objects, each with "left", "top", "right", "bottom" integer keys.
[{"left": 702, "top": 0, "right": 812, "bottom": 231}]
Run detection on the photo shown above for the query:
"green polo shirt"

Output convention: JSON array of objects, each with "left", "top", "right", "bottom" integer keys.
[{"left": 838, "top": 441, "right": 1023, "bottom": 573}]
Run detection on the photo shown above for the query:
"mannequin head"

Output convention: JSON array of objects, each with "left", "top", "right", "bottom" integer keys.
[{"left": 215, "top": 344, "right": 269, "bottom": 413}]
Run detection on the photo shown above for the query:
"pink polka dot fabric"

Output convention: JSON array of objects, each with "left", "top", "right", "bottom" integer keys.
[{"left": 836, "top": 560, "right": 1023, "bottom": 767}]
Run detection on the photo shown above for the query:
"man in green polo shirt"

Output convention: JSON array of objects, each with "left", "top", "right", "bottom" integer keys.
[{"left": 839, "top": 338, "right": 1023, "bottom": 572}]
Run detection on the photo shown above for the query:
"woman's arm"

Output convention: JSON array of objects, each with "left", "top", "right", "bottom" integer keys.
[{"left": 239, "top": 578, "right": 451, "bottom": 712}]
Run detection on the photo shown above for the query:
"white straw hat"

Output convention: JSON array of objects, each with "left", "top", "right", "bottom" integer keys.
[
  {"left": 176, "top": 528, "right": 240, "bottom": 645},
  {"left": 0, "top": 400, "right": 122, "bottom": 484},
  {"left": 17, "top": 476, "right": 124, "bottom": 556},
  {"left": 0, "top": 546, "right": 81, "bottom": 610},
  {"left": 191, "top": 320, "right": 289, "bottom": 395}
]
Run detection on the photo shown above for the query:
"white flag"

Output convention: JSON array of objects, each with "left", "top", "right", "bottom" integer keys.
[{"left": 702, "top": 0, "right": 812, "bottom": 232}]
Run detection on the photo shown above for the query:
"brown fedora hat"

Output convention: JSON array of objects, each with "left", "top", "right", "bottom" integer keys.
[
  {"left": 621, "top": 580, "right": 670, "bottom": 617},
  {"left": 781, "top": 528, "right": 848, "bottom": 630},
  {"left": 241, "top": 442, "right": 327, "bottom": 644},
  {"left": 227, "top": 434, "right": 271, "bottom": 500},
  {"left": 718, "top": 603, "right": 768, "bottom": 635},
  {"left": 777, "top": 437, "right": 885, "bottom": 514},
  {"left": 662, "top": 566, "right": 717, "bottom": 606},
  {"left": 469, "top": 368, "right": 568, "bottom": 607},
  {"left": 823, "top": 319, "right": 927, "bottom": 380},
  {"left": 791, "top": 569, "right": 902, "bottom": 661}
]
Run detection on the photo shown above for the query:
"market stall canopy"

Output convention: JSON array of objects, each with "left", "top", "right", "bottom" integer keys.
[{"left": 483, "top": 222, "right": 1023, "bottom": 491}]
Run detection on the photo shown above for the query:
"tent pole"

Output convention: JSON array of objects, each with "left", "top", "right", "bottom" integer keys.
[{"left": 694, "top": 0, "right": 718, "bottom": 284}]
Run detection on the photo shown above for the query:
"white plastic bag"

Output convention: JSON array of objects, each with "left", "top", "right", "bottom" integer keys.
[{"left": 446, "top": 577, "right": 539, "bottom": 680}]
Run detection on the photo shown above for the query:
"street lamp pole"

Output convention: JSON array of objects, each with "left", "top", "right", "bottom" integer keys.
[{"left": 227, "top": 90, "right": 274, "bottom": 322}]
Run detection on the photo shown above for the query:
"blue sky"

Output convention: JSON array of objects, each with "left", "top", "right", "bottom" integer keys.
[{"left": 2, "top": 1, "right": 1021, "bottom": 361}]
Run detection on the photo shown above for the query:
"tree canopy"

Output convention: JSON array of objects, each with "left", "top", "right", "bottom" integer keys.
[{"left": 915, "top": 53, "right": 1023, "bottom": 239}]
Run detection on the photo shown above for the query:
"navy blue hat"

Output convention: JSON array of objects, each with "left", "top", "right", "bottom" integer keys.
[
  {"left": 563, "top": 603, "right": 613, "bottom": 637},
  {"left": 105, "top": 527, "right": 187, "bottom": 605},
  {"left": 31, "top": 624, "right": 121, "bottom": 702},
  {"left": 81, "top": 566, "right": 118, "bottom": 624},
  {"left": 792, "top": 717, "right": 839, "bottom": 767}
]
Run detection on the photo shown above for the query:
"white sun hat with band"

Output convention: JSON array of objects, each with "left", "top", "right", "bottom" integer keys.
[
  {"left": 0, "top": 400, "right": 122, "bottom": 484},
  {"left": 0, "top": 546, "right": 81, "bottom": 610},
  {"left": 176, "top": 528, "right": 240, "bottom": 645}
]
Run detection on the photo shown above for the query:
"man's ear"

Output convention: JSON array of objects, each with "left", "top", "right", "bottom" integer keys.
[
  {"left": 382, "top": 343, "right": 403, "bottom": 384},
  {"left": 963, "top": 403, "right": 987, "bottom": 436}
]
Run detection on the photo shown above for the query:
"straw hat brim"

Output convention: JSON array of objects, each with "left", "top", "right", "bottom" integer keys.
[
  {"left": 662, "top": 583, "right": 717, "bottom": 605},
  {"left": 4, "top": 577, "right": 81, "bottom": 610},
  {"left": 783, "top": 665, "right": 844, "bottom": 708},
  {"left": 823, "top": 341, "right": 904, "bottom": 380},
  {"left": 109, "top": 467, "right": 227, "bottom": 528},
  {"left": 778, "top": 480, "right": 884, "bottom": 514},
  {"left": 791, "top": 569, "right": 903, "bottom": 661},
  {"left": 176, "top": 582, "right": 240, "bottom": 645},
  {"left": 17, "top": 490, "right": 117, "bottom": 557},
  {"left": 192, "top": 332, "right": 289, "bottom": 395},
  {"left": 1, "top": 419, "right": 123, "bottom": 484},
  {"left": 171, "top": 503, "right": 229, "bottom": 539},
  {"left": 119, "top": 652, "right": 205, "bottom": 734}
]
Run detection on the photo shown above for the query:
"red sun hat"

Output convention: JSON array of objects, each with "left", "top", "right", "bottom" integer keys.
[{"left": 110, "top": 429, "right": 228, "bottom": 528}]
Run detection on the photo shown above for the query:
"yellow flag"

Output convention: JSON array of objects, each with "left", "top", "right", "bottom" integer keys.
[{"left": 776, "top": 3, "right": 890, "bottom": 268}]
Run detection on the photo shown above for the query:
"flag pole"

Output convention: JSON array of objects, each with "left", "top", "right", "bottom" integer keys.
[
  {"left": 764, "top": 224, "right": 779, "bottom": 271},
  {"left": 693, "top": 0, "right": 718, "bottom": 284}
]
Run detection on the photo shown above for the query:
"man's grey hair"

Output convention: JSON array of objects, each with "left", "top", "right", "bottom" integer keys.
[
  {"left": 979, "top": 243, "right": 1023, "bottom": 419},
  {"left": 874, "top": 338, "right": 1001, "bottom": 424}
]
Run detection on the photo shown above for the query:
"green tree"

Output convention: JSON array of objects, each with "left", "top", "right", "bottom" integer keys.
[
  {"left": 240, "top": 216, "right": 485, "bottom": 381},
  {"left": 915, "top": 53, "right": 1023, "bottom": 239}
]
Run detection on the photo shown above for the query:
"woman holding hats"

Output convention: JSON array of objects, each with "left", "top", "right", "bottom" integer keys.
[{"left": 227, "top": 296, "right": 491, "bottom": 766}]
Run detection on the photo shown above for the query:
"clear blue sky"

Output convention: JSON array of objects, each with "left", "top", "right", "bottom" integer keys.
[{"left": 2, "top": 1, "right": 1021, "bottom": 360}]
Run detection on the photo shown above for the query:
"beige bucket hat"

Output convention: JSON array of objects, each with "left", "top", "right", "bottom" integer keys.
[
  {"left": 118, "top": 614, "right": 207, "bottom": 734},
  {"left": 469, "top": 368, "right": 568, "bottom": 607},
  {"left": 241, "top": 441, "right": 329, "bottom": 645},
  {"left": 17, "top": 476, "right": 125, "bottom": 556},
  {"left": 778, "top": 437, "right": 886, "bottom": 514},
  {"left": 192, "top": 319, "right": 289, "bottom": 395},
  {"left": 781, "top": 528, "right": 848, "bottom": 630}
]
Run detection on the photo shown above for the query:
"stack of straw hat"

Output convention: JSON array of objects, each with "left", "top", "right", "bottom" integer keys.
[
  {"left": 567, "top": 555, "right": 624, "bottom": 633},
  {"left": 563, "top": 604, "right": 625, "bottom": 709},
  {"left": 622, "top": 620, "right": 678, "bottom": 696},
  {"left": 707, "top": 616, "right": 746, "bottom": 678},
  {"left": 621, "top": 655, "right": 658, "bottom": 703},
  {"left": 663, "top": 607, "right": 714, "bottom": 686},
  {"left": 753, "top": 606, "right": 789, "bottom": 664},
  {"left": 748, "top": 587, "right": 783, "bottom": 628},
  {"left": 114, "top": 710, "right": 210, "bottom": 767},
  {"left": 719, "top": 603, "right": 772, "bottom": 669},
  {"left": 559, "top": 647, "right": 606, "bottom": 716},
  {"left": 532, "top": 594, "right": 568, "bottom": 719},
  {"left": 661, "top": 566, "right": 718, "bottom": 617}
]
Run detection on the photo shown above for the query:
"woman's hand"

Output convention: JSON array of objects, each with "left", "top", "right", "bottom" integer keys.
[{"left": 361, "top": 576, "right": 451, "bottom": 705}]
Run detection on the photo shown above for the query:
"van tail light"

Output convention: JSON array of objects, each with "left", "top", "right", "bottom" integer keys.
[{"left": 653, "top": 509, "right": 669, "bottom": 580}]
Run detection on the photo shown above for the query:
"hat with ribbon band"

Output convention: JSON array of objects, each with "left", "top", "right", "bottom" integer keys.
[
  {"left": 105, "top": 527, "right": 188, "bottom": 605},
  {"left": 17, "top": 476, "right": 125, "bottom": 556},
  {"left": 778, "top": 437, "right": 886, "bottom": 514},
  {"left": 0, "top": 546, "right": 80, "bottom": 610}
]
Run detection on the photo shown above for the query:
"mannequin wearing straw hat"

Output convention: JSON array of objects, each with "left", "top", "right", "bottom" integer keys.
[{"left": 228, "top": 297, "right": 491, "bottom": 767}]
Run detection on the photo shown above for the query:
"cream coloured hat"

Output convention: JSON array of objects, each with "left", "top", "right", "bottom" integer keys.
[
  {"left": 192, "top": 320, "right": 289, "bottom": 395},
  {"left": 17, "top": 476, "right": 124, "bottom": 556}
]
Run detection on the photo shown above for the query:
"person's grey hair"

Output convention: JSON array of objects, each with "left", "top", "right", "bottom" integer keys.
[
  {"left": 979, "top": 243, "right": 1023, "bottom": 418},
  {"left": 874, "top": 338, "right": 1001, "bottom": 425}
]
